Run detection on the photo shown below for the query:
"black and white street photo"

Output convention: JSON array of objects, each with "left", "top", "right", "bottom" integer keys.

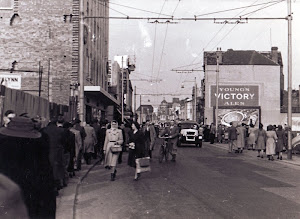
[{"left": 1, "top": 0, "right": 300, "bottom": 218}]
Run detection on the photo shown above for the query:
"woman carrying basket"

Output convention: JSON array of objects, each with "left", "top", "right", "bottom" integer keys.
[{"left": 103, "top": 120, "right": 123, "bottom": 181}]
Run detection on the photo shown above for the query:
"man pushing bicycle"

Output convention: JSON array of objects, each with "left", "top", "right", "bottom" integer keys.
[{"left": 159, "top": 120, "right": 180, "bottom": 162}]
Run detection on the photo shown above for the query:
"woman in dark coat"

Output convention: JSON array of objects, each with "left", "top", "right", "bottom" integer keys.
[
  {"left": 128, "top": 122, "right": 146, "bottom": 179},
  {"left": 276, "top": 125, "right": 285, "bottom": 160},
  {"left": 0, "top": 117, "right": 56, "bottom": 218}
]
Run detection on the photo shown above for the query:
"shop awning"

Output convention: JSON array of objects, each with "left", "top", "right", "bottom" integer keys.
[{"left": 84, "top": 86, "right": 120, "bottom": 106}]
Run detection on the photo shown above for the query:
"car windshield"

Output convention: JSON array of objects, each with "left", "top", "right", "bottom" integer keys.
[{"left": 180, "top": 123, "right": 197, "bottom": 129}]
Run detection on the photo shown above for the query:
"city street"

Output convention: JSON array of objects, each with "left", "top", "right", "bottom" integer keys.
[{"left": 73, "top": 140, "right": 300, "bottom": 219}]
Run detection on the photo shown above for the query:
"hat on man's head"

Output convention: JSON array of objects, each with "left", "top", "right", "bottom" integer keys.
[{"left": 0, "top": 117, "right": 41, "bottom": 138}]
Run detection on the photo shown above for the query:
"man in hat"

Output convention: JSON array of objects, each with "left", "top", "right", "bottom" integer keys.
[
  {"left": 2, "top": 110, "right": 16, "bottom": 127},
  {"left": 0, "top": 117, "right": 56, "bottom": 218}
]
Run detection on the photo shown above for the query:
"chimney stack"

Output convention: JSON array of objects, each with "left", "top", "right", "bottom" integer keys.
[
  {"left": 216, "top": 47, "right": 222, "bottom": 64},
  {"left": 271, "top": 47, "right": 278, "bottom": 64}
]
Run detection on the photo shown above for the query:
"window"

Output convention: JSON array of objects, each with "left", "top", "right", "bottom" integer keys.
[{"left": 0, "top": 0, "right": 13, "bottom": 9}]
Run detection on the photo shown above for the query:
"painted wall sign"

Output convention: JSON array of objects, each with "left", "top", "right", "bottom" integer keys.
[
  {"left": 0, "top": 74, "right": 21, "bottom": 89},
  {"left": 211, "top": 85, "right": 259, "bottom": 107}
]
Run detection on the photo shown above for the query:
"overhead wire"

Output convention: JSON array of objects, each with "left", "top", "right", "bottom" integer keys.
[
  {"left": 96, "top": 0, "right": 129, "bottom": 17},
  {"left": 176, "top": 0, "right": 263, "bottom": 93},
  {"left": 196, "top": 0, "right": 284, "bottom": 17},
  {"left": 209, "top": 0, "right": 285, "bottom": 50},
  {"left": 108, "top": 1, "right": 173, "bottom": 17}
]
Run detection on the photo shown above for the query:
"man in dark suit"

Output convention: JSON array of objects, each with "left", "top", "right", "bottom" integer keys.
[{"left": 160, "top": 120, "right": 180, "bottom": 162}]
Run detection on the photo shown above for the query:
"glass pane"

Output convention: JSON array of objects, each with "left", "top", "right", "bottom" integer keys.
[{"left": 0, "top": 0, "right": 13, "bottom": 9}]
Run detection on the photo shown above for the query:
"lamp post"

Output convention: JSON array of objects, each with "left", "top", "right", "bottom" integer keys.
[
  {"left": 287, "top": 0, "right": 293, "bottom": 159},
  {"left": 215, "top": 48, "right": 221, "bottom": 137}
]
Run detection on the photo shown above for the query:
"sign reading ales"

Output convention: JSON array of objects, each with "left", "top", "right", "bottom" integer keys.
[{"left": 211, "top": 85, "right": 259, "bottom": 107}]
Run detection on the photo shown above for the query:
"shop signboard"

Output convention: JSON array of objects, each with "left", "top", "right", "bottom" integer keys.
[
  {"left": 0, "top": 73, "right": 21, "bottom": 89},
  {"left": 211, "top": 85, "right": 259, "bottom": 107}
]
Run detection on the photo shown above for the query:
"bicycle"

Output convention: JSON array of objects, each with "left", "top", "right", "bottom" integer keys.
[{"left": 159, "top": 135, "right": 170, "bottom": 163}]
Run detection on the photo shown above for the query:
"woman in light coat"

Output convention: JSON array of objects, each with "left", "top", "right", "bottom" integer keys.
[
  {"left": 256, "top": 123, "right": 266, "bottom": 158},
  {"left": 266, "top": 125, "right": 278, "bottom": 161},
  {"left": 103, "top": 120, "right": 123, "bottom": 181}
]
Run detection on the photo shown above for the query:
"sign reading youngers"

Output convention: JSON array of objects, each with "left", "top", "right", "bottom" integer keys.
[{"left": 211, "top": 85, "right": 259, "bottom": 107}]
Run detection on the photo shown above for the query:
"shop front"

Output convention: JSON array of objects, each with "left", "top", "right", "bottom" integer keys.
[{"left": 84, "top": 86, "right": 120, "bottom": 123}]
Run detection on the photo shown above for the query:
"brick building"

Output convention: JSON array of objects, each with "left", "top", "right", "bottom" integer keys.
[{"left": 0, "top": 0, "right": 114, "bottom": 122}]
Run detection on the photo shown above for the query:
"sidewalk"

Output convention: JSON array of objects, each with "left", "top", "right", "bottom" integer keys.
[
  {"left": 56, "top": 158, "right": 100, "bottom": 219},
  {"left": 208, "top": 142, "right": 300, "bottom": 167}
]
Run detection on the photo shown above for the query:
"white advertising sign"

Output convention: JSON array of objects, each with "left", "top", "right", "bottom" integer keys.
[{"left": 0, "top": 74, "right": 21, "bottom": 89}]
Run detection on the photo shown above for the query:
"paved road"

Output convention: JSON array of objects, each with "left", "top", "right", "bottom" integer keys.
[{"left": 75, "top": 140, "right": 300, "bottom": 219}]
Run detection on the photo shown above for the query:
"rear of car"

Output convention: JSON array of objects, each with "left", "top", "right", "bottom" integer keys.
[{"left": 179, "top": 121, "right": 202, "bottom": 147}]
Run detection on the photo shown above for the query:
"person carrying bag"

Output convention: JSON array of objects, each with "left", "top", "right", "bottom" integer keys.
[{"left": 128, "top": 121, "right": 150, "bottom": 181}]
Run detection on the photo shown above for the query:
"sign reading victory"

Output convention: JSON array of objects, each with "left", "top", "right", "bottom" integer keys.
[{"left": 211, "top": 85, "right": 259, "bottom": 107}]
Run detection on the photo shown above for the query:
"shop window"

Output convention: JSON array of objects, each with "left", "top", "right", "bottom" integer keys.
[{"left": 0, "top": 0, "right": 13, "bottom": 9}]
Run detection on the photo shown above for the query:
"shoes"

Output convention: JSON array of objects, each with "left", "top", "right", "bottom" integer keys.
[
  {"left": 111, "top": 173, "right": 115, "bottom": 181},
  {"left": 134, "top": 173, "right": 140, "bottom": 181},
  {"left": 280, "top": 156, "right": 282, "bottom": 160},
  {"left": 271, "top": 157, "right": 274, "bottom": 161},
  {"left": 261, "top": 156, "right": 263, "bottom": 158},
  {"left": 257, "top": 155, "right": 260, "bottom": 157},
  {"left": 277, "top": 157, "right": 280, "bottom": 159}
]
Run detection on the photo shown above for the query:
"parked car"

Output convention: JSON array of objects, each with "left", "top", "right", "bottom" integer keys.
[{"left": 178, "top": 121, "right": 202, "bottom": 147}]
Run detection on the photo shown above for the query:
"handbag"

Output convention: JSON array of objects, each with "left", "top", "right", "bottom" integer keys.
[
  {"left": 138, "top": 157, "right": 150, "bottom": 167},
  {"left": 110, "top": 145, "right": 122, "bottom": 153}
]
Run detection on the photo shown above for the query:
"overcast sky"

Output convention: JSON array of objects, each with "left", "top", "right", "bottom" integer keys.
[{"left": 108, "top": 0, "right": 300, "bottom": 108}]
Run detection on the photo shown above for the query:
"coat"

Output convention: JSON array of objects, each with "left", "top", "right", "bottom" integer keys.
[
  {"left": 236, "top": 126, "right": 246, "bottom": 149},
  {"left": 83, "top": 125, "right": 97, "bottom": 154},
  {"left": 103, "top": 128, "right": 123, "bottom": 167},
  {"left": 160, "top": 125, "right": 180, "bottom": 145},
  {"left": 0, "top": 135, "right": 56, "bottom": 218},
  {"left": 142, "top": 125, "right": 157, "bottom": 150},
  {"left": 227, "top": 126, "right": 237, "bottom": 140},
  {"left": 42, "top": 123, "right": 65, "bottom": 181},
  {"left": 266, "top": 131, "right": 278, "bottom": 155},
  {"left": 128, "top": 130, "right": 146, "bottom": 167},
  {"left": 70, "top": 128, "right": 83, "bottom": 158},
  {"left": 256, "top": 129, "right": 266, "bottom": 150},
  {"left": 276, "top": 130, "right": 285, "bottom": 152}
]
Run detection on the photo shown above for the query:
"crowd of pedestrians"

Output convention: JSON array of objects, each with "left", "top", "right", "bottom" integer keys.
[
  {"left": 0, "top": 110, "right": 167, "bottom": 217},
  {"left": 0, "top": 110, "right": 110, "bottom": 218},
  {"left": 226, "top": 121, "right": 289, "bottom": 161}
]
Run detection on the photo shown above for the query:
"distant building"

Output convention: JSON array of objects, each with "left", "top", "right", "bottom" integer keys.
[
  {"left": 136, "top": 105, "right": 154, "bottom": 123},
  {"left": 203, "top": 47, "right": 283, "bottom": 127}
]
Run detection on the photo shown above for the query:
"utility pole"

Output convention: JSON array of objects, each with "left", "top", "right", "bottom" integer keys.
[
  {"left": 79, "top": 0, "right": 84, "bottom": 123},
  {"left": 134, "top": 86, "right": 136, "bottom": 115},
  {"left": 215, "top": 48, "right": 220, "bottom": 136},
  {"left": 140, "top": 94, "right": 142, "bottom": 124},
  {"left": 287, "top": 0, "right": 293, "bottom": 159},
  {"left": 194, "top": 77, "right": 197, "bottom": 122},
  {"left": 121, "top": 56, "right": 124, "bottom": 122}
]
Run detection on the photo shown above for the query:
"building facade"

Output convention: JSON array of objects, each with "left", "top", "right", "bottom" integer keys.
[
  {"left": 203, "top": 47, "right": 283, "bottom": 127},
  {"left": 0, "top": 0, "right": 116, "bottom": 122}
]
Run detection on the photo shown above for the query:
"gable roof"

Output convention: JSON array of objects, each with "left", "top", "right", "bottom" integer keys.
[
  {"left": 136, "top": 105, "right": 154, "bottom": 112},
  {"left": 205, "top": 49, "right": 279, "bottom": 66}
]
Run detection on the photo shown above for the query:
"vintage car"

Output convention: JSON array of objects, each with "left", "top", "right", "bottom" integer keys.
[{"left": 178, "top": 121, "right": 202, "bottom": 147}]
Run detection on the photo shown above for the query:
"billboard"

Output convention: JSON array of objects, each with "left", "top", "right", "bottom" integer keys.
[
  {"left": 216, "top": 107, "right": 260, "bottom": 127},
  {"left": 0, "top": 74, "right": 21, "bottom": 89},
  {"left": 211, "top": 85, "right": 259, "bottom": 107}
]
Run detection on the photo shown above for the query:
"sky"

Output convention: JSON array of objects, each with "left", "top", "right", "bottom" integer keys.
[{"left": 108, "top": 0, "right": 300, "bottom": 108}]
